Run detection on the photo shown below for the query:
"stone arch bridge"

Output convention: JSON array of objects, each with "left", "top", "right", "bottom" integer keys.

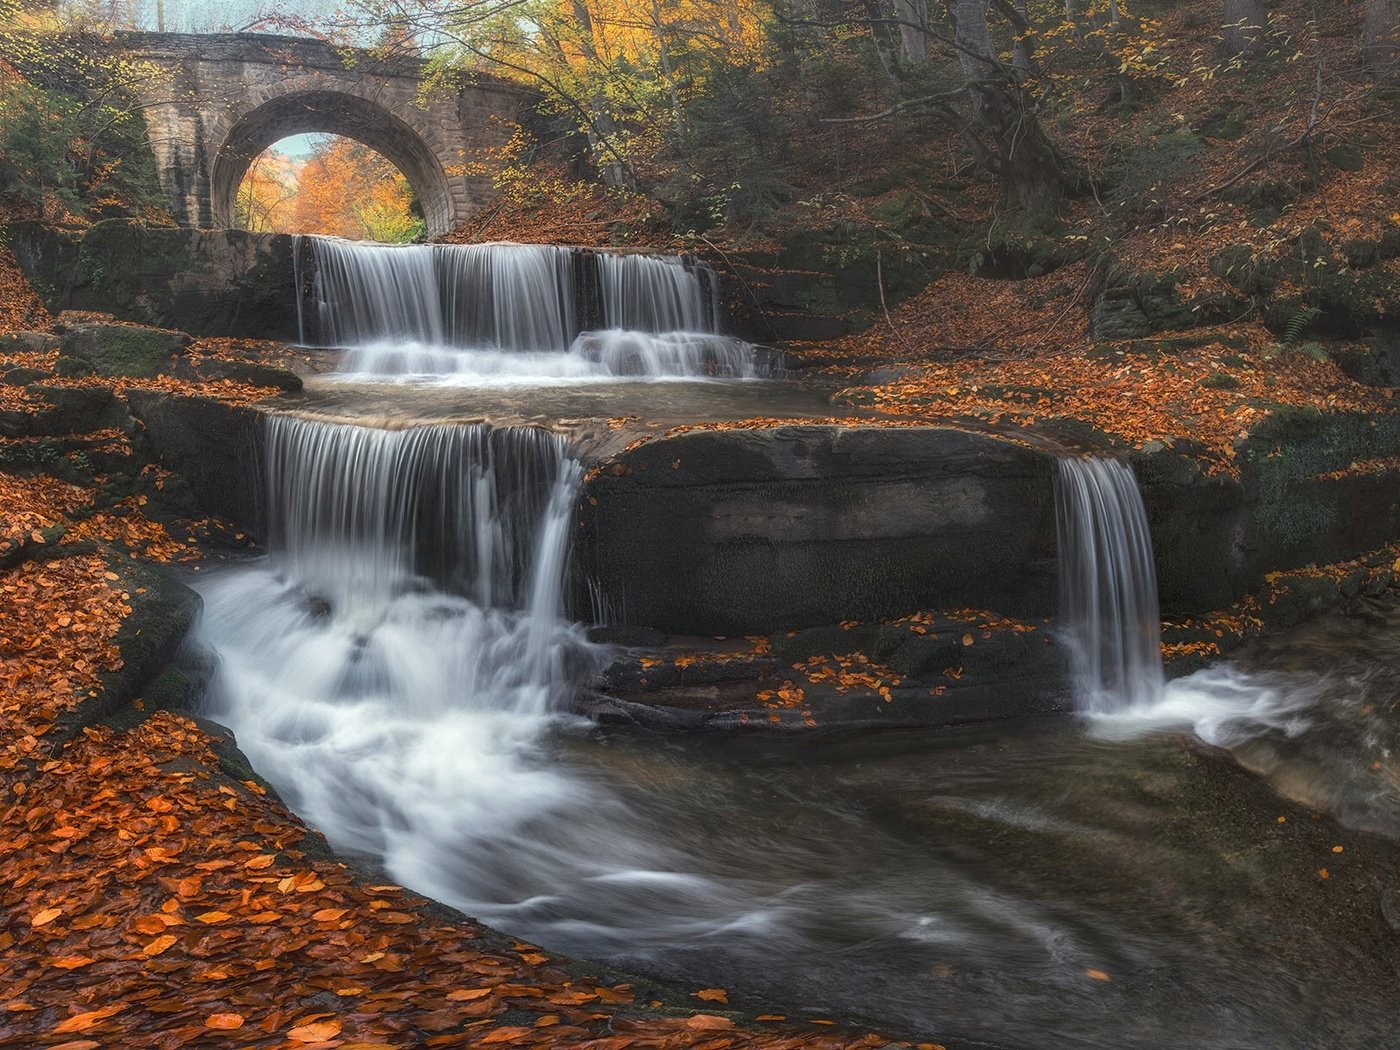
[{"left": 116, "top": 32, "right": 526, "bottom": 237}]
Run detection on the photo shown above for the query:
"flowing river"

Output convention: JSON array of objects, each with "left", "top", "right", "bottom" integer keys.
[{"left": 194, "top": 238, "right": 1400, "bottom": 1050}]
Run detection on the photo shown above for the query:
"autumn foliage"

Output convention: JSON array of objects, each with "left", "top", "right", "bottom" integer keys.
[{"left": 236, "top": 137, "right": 425, "bottom": 242}]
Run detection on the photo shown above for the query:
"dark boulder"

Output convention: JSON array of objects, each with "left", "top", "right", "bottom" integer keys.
[
  {"left": 0, "top": 331, "right": 60, "bottom": 355},
  {"left": 28, "top": 384, "right": 129, "bottom": 436},
  {"left": 187, "top": 358, "right": 303, "bottom": 392},
  {"left": 8, "top": 220, "right": 304, "bottom": 340},
  {"left": 576, "top": 425, "right": 1058, "bottom": 636},
  {"left": 126, "top": 390, "right": 268, "bottom": 540}
]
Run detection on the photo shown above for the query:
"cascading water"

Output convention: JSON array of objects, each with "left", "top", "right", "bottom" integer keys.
[
  {"left": 1054, "top": 457, "right": 1320, "bottom": 748},
  {"left": 596, "top": 251, "right": 719, "bottom": 333},
  {"left": 200, "top": 415, "right": 595, "bottom": 868},
  {"left": 303, "top": 239, "right": 577, "bottom": 351},
  {"left": 1055, "top": 457, "right": 1165, "bottom": 714},
  {"left": 296, "top": 236, "right": 764, "bottom": 380}
]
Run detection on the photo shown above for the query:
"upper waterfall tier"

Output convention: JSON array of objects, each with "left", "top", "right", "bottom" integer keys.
[
  {"left": 293, "top": 237, "right": 763, "bottom": 379},
  {"left": 296, "top": 237, "right": 723, "bottom": 351}
]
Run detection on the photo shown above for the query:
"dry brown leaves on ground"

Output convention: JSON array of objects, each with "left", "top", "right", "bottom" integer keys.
[
  {"left": 846, "top": 328, "right": 1396, "bottom": 474},
  {"left": 0, "top": 709, "right": 906, "bottom": 1049},
  {"left": 0, "top": 473, "right": 92, "bottom": 551},
  {"left": 0, "top": 246, "right": 50, "bottom": 335},
  {"left": 0, "top": 552, "right": 128, "bottom": 776}
]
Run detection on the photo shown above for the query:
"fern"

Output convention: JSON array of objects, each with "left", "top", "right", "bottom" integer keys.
[{"left": 1282, "top": 306, "right": 1321, "bottom": 346}]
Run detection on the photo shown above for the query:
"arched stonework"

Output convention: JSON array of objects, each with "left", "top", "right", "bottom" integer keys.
[{"left": 117, "top": 31, "right": 526, "bottom": 238}]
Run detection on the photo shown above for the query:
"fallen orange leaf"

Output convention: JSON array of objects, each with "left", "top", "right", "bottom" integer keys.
[
  {"left": 479, "top": 1027, "right": 532, "bottom": 1044},
  {"left": 52, "top": 1005, "right": 122, "bottom": 1034},
  {"left": 288, "top": 1020, "right": 342, "bottom": 1041},
  {"left": 143, "top": 934, "right": 177, "bottom": 957},
  {"left": 685, "top": 1015, "right": 735, "bottom": 1030}
]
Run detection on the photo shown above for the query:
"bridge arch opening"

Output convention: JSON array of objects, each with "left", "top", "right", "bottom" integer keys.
[
  {"left": 212, "top": 91, "right": 457, "bottom": 238},
  {"left": 235, "top": 135, "right": 426, "bottom": 242}
]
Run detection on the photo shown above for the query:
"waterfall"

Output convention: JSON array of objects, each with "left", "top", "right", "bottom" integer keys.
[
  {"left": 294, "top": 236, "right": 762, "bottom": 379},
  {"left": 304, "top": 239, "right": 577, "bottom": 351},
  {"left": 1055, "top": 457, "right": 1164, "bottom": 714},
  {"left": 265, "top": 415, "right": 575, "bottom": 614},
  {"left": 198, "top": 414, "right": 593, "bottom": 865},
  {"left": 596, "top": 252, "right": 719, "bottom": 333}
]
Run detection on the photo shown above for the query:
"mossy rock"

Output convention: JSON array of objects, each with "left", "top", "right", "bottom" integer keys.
[
  {"left": 1221, "top": 178, "right": 1298, "bottom": 221},
  {"left": 1341, "top": 238, "right": 1381, "bottom": 270},
  {"left": 1203, "top": 370, "right": 1241, "bottom": 390},
  {"left": 1240, "top": 408, "right": 1400, "bottom": 569},
  {"left": 1194, "top": 103, "right": 1248, "bottom": 141},
  {"left": 2, "top": 365, "right": 52, "bottom": 385},
  {"left": 1332, "top": 345, "right": 1395, "bottom": 387},
  {"left": 1092, "top": 266, "right": 1244, "bottom": 340},
  {"left": 1325, "top": 144, "right": 1364, "bottom": 172},
  {"left": 1209, "top": 244, "right": 1279, "bottom": 297},
  {"left": 869, "top": 191, "right": 921, "bottom": 229},
  {"left": 1310, "top": 265, "right": 1400, "bottom": 335},
  {"left": 0, "top": 331, "right": 59, "bottom": 355},
  {"left": 59, "top": 323, "right": 190, "bottom": 378},
  {"left": 28, "top": 383, "right": 128, "bottom": 436}
]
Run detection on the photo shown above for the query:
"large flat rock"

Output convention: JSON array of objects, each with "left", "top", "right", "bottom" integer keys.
[{"left": 575, "top": 425, "right": 1059, "bottom": 635}]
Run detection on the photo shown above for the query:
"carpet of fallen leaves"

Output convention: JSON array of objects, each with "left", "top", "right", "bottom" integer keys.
[
  {"left": 0, "top": 473, "right": 91, "bottom": 551},
  {"left": 0, "top": 552, "right": 129, "bottom": 776},
  {"left": 838, "top": 324, "right": 1396, "bottom": 475},
  {"left": 0, "top": 247, "right": 50, "bottom": 335},
  {"left": 0, "top": 712, "right": 913, "bottom": 1049}
]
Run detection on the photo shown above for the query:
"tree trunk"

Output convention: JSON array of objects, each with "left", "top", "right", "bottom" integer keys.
[
  {"left": 1224, "top": 0, "right": 1269, "bottom": 57},
  {"left": 863, "top": 0, "right": 906, "bottom": 89},
  {"left": 893, "top": 0, "right": 931, "bottom": 66},
  {"left": 1012, "top": 0, "right": 1033, "bottom": 74},
  {"left": 950, "top": 0, "right": 996, "bottom": 81},
  {"left": 947, "top": 0, "right": 1073, "bottom": 213},
  {"left": 1365, "top": 0, "right": 1400, "bottom": 77},
  {"left": 570, "top": 0, "right": 632, "bottom": 189},
  {"left": 650, "top": 0, "right": 686, "bottom": 141}
]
